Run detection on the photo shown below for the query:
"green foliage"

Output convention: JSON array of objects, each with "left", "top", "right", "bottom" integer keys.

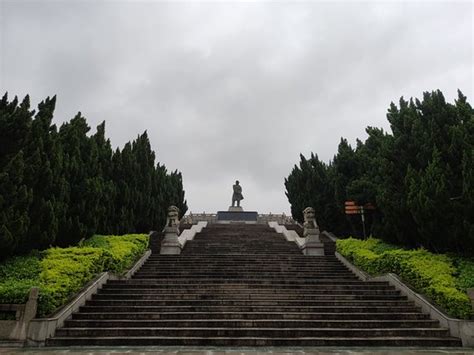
[
  {"left": 454, "top": 258, "right": 474, "bottom": 291},
  {"left": 0, "top": 234, "right": 148, "bottom": 317},
  {"left": 0, "top": 255, "right": 41, "bottom": 310},
  {"left": 38, "top": 247, "right": 110, "bottom": 316},
  {"left": 337, "top": 238, "right": 473, "bottom": 319},
  {"left": 286, "top": 90, "right": 474, "bottom": 255},
  {"left": 284, "top": 153, "right": 341, "bottom": 232},
  {"left": 83, "top": 234, "right": 148, "bottom": 273},
  {"left": 0, "top": 93, "right": 187, "bottom": 258}
]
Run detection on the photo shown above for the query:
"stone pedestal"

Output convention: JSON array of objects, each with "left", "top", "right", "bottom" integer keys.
[
  {"left": 302, "top": 229, "right": 325, "bottom": 256},
  {"left": 302, "top": 241, "right": 325, "bottom": 255},
  {"left": 160, "top": 226, "right": 181, "bottom": 255},
  {"left": 228, "top": 206, "right": 243, "bottom": 212},
  {"left": 217, "top": 211, "right": 258, "bottom": 222}
]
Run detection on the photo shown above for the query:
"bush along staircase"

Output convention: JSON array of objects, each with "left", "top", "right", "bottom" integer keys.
[{"left": 47, "top": 223, "right": 462, "bottom": 347}]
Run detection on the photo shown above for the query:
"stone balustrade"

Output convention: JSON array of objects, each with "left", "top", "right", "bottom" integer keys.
[
  {"left": 183, "top": 212, "right": 294, "bottom": 225},
  {"left": 0, "top": 287, "right": 38, "bottom": 343}
]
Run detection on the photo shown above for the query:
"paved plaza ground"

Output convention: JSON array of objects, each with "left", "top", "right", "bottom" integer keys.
[{"left": 0, "top": 347, "right": 473, "bottom": 354}]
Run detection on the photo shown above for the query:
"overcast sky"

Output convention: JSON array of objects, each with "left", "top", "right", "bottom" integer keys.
[{"left": 1, "top": 1, "right": 472, "bottom": 214}]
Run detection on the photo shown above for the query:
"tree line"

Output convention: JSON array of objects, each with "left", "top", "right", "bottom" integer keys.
[
  {"left": 0, "top": 93, "right": 187, "bottom": 260},
  {"left": 285, "top": 90, "right": 473, "bottom": 255}
]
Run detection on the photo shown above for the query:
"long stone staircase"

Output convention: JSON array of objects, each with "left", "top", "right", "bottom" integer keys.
[{"left": 47, "top": 224, "right": 461, "bottom": 346}]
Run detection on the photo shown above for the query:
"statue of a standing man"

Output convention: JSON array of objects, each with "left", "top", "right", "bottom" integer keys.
[{"left": 232, "top": 180, "right": 244, "bottom": 207}]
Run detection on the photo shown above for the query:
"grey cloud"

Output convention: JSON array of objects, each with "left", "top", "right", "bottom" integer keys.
[{"left": 1, "top": 0, "right": 472, "bottom": 214}]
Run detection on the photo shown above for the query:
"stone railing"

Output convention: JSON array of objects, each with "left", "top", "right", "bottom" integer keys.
[
  {"left": 183, "top": 213, "right": 217, "bottom": 224},
  {"left": 183, "top": 213, "right": 295, "bottom": 225},
  {"left": 0, "top": 287, "right": 38, "bottom": 343},
  {"left": 257, "top": 214, "right": 295, "bottom": 225}
]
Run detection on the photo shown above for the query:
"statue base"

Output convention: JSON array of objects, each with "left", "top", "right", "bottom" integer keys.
[
  {"left": 228, "top": 206, "right": 243, "bottom": 212},
  {"left": 160, "top": 227, "right": 181, "bottom": 255},
  {"left": 302, "top": 241, "right": 325, "bottom": 256},
  {"left": 217, "top": 211, "right": 258, "bottom": 222}
]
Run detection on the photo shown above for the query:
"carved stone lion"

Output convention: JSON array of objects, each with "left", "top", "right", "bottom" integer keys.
[
  {"left": 303, "top": 207, "right": 318, "bottom": 229},
  {"left": 166, "top": 205, "right": 180, "bottom": 228}
]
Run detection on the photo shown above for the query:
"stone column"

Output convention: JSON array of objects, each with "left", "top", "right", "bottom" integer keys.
[
  {"left": 301, "top": 207, "right": 325, "bottom": 256},
  {"left": 160, "top": 206, "right": 182, "bottom": 255},
  {"left": 468, "top": 288, "right": 474, "bottom": 313}
]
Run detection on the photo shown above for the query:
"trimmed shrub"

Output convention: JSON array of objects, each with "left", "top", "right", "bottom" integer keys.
[
  {"left": 0, "top": 234, "right": 148, "bottom": 317},
  {"left": 38, "top": 247, "right": 112, "bottom": 315},
  {"left": 454, "top": 258, "right": 474, "bottom": 292},
  {"left": 337, "top": 237, "right": 473, "bottom": 319},
  {"left": 0, "top": 255, "right": 41, "bottom": 305},
  {"left": 83, "top": 234, "right": 148, "bottom": 273}
]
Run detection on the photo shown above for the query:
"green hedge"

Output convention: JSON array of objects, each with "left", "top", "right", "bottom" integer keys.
[
  {"left": 0, "top": 234, "right": 148, "bottom": 317},
  {"left": 336, "top": 237, "right": 474, "bottom": 319},
  {"left": 82, "top": 234, "right": 149, "bottom": 273}
]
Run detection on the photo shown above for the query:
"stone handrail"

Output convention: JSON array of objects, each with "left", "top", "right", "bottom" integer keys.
[
  {"left": 178, "top": 221, "right": 207, "bottom": 249},
  {"left": 268, "top": 221, "right": 306, "bottom": 248},
  {"left": 0, "top": 287, "right": 38, "bottom": 342}
]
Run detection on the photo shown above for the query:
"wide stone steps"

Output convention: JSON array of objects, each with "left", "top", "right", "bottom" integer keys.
[
  {"left": 47, "top": 223, "right": 462, "bottom": 347},
  {"left": 55, "top": 326, "right": 451, "bottom": 338},
  {"left": 47, "top": 336, "right": 461, "bottom": 347},
  {"left": 84, "top": 299, "right": 415, "bottom": 307},
  {"left": 64, "top": 319, "right": 440, "bottom": 328},
  {"left": 102, "top": 282, "right": 405, "bottom": 290},
  {"left": 48, "top": 334, "right": 459, "bottom": 347},
  {"left": 93, "top": 293, "right": 405, "bottom": 300},
  {"left": 71, "top": 311, "right": 432, "bottom": 320},
  {"left": 103, "top": 279, "right": 376, "bottom": 285},
  {"left": 78, "top": 305, "right": 422, "bottom": 313},
  {"left": 132, "top": 274, "right": 359, "bottom": 279},
  {"left": 137, "top": 269, "right": 350, "bottom": 274},
  {"left": 97, "top": 289, "right": 403, "bottom": 296}
]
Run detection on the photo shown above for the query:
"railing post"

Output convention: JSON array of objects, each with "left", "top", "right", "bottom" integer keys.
[
  {"left": 160, "top": 206, "right": 182, "bottom": 255},
  {"left": 468, "top": 289, "right": 474, "bottom": 316},
  {"left": 22, "top": 287, "right": 39, "bottom": 324},
  {"left": 301, "top": 207, "right": 325, "bottom": 256}
]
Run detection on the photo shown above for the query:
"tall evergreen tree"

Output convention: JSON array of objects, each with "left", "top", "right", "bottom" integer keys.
[
  {"left": 285, "top": 89, "right": 474, "bottom": 255},
  {"left": 0, "top": 92, "right": 188, "bottom": 259}
]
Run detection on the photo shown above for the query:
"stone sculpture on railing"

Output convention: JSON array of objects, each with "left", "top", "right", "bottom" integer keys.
[
  {"left": 302, "top": 207, "right": 324, "bottom": 256},
  {"left": 303, "top": 207, "right": 320, "bottom": 237},
  {"left": 166, "top": 205, "right": 180, "bottom": 230},
  {"left": 160, "top": 205, "right": 182, "bottom": 255}
]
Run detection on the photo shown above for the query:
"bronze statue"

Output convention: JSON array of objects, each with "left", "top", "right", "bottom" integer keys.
[{"left": 232, "top": 180, "right": 244, "bottom": 207}]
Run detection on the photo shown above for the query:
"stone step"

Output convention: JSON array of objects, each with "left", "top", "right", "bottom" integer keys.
[
  {"left": 137, "top": 266, "right": 350, "bottom": 270},
  {"left": 54, "top": 327, "right": 450, "bottom": 338},
  {"left": 147, "top": 257, "right": 339, "bottom": 260},
  {"left": 64, "top": 319, "right": 440, "bottom": 329},
  {"left": 103, "top": 283, "right": 396, "bottom": 290},
  {"left": 79, "top": 305, "right": 421, "bottom": 313},
  {"left": 105, "top": 279, "right": 371, "bottom": 285},
  {"left": 98, "top": 289, "right": 402, "bottom": 296},
  {"left": 93, "top": 293, "right": 405, "bottom": 301},
  {"left": 143, "top": 263, "right": 344, "bottom": 267},
  {"left": 147, "top": 258, "right": 339, "bottom": 261},
  {"left": 47, "top": 336, "right": 461, "bottom": 347},
  {"left": 131, "top": 274, "right": 358, "bottom": 279},
  {"left": 134, "top": 268, "right": 353, "bottom": 273},
  {"left": 137, "top": 269, "right": 351, "bottom": 274},
  {"left": 86, "top": 299, "right": 414, "bottom": 307},
  {"left": 72, "top": 311, "right": 431, "bottom": 321}
]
